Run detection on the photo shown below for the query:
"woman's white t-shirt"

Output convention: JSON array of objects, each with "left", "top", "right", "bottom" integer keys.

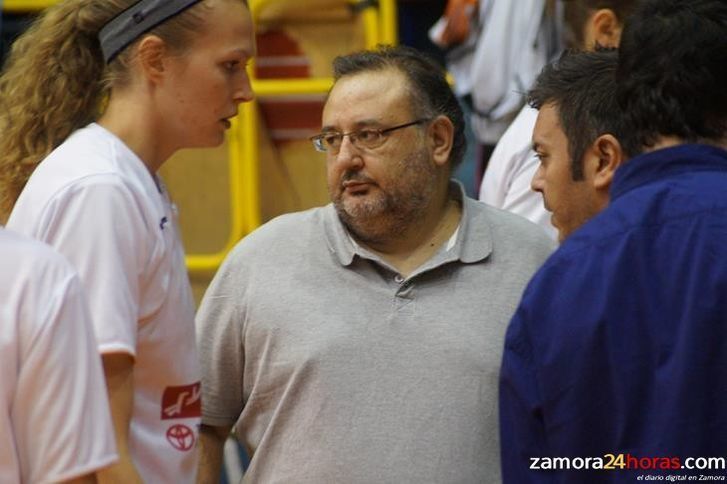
[{"left": 8, "top": 123, "right": 201, "bottom": 483}]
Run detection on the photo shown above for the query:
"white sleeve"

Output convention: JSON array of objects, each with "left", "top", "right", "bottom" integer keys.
[
  {"left": 479, "top": 107, "right": 538, "bottom": 206},
  {"left": 34, "top": 178, "right": 150, "bottom": 356},
  {"left": 479, "top": 142, "right": 520, "bottom": 208},
  {"left": 14, "top": 271, "right": 117, "bottom": 483}
]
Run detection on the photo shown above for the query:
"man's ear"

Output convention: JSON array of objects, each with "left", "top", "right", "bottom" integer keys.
[
  {"left": 591, "top": 133, "right": 625, "bottom": 191},
  {"left": 590, "top": 9, "right": 623, "bottom": 48},
  {"left": 136, "top": 35, "right": 167, "bottom": 83},
  {"left": 429, "top": 115, "right": 454, "bottom": 167}
]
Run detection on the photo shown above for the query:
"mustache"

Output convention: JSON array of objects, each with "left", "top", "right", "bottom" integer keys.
[{"left": 341, "top": 171, "right": 375, "bottom": 185}]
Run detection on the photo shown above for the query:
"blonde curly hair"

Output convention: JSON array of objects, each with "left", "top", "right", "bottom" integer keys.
[{"left": 0, "top": 0, "right": 218, "bottom": 222}]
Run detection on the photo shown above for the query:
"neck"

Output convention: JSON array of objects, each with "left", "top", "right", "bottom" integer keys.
[
  {"left": 97, "top": 90, "right": 174, "bottom": 175},
  {"left": 355, "top": 188, "right": 462, "bottom": 277}
]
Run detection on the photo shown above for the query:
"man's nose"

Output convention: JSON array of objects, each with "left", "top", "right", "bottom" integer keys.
[
  {"left": 331, "top": 135, "right": 364, "bottom": 170},
  {"left": 531, "top": 164, "right": 545, "bottom": 193}
]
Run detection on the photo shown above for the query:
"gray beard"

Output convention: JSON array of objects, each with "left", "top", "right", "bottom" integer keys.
[
  {"left": 331, "top": 149, "right": 438, "bottom": 245},
  {"left": 335, "top": 191, "right": 431, "bottom": 245}
]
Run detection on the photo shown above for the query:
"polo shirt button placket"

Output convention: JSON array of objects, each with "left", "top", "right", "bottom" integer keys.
[{"left": 395, "top": 278, "right": 414, "bottom": 300}]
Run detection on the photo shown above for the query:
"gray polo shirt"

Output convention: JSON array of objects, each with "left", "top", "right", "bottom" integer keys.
[{"left": 197, "top": 184, "right": 554, "bottom": 483}]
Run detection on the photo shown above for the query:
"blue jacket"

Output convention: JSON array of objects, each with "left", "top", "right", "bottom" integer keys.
[{"left": 499, "top": 144, "right": 727, "bottom": 483}]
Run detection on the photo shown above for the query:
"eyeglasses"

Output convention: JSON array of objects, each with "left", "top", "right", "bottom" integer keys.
[{"left": 310, "top": 119, "right": 430, "bottom": 153}]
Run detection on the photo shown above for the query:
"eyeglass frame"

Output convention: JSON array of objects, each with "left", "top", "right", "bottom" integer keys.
[{"left": 309, "top": 118, "right": 431, "bottom": 153}]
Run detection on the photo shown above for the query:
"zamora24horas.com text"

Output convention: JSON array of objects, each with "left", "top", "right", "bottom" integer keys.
[{"left": 530, "top": 454, "right": 727, "bottom": 474}]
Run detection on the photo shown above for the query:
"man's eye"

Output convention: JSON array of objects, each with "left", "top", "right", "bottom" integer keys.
[
  {"left": 323, "top": 134, "right": 342, "bottom": 147},
  {"left": 356, "top": 130, "right": 379, "bottom": 142}
]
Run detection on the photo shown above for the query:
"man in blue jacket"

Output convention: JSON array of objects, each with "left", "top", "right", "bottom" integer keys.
[{"left": 499, "top": 0, "right": 727, "bottom": 482}]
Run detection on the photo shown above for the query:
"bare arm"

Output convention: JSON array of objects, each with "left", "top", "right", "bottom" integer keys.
[
  {"left": 96, "top": 353, "right": 143, "bottom": 484},
  {"left": 196, "top": 424, "right": 232, "bottom": 484}
]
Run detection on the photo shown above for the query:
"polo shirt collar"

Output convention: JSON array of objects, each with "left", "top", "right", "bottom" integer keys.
[
  {"left": 457, "top": 184, "right": 494, "bottom": 264},
  {"left": 323, "top": 180, "right": 492, "bottom": 268}
]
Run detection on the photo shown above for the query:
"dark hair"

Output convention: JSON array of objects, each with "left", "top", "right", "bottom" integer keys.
[
  {"left": 332, "top": 44, "right": 466, "bottom": 170},
  {"left": 562, "top": 0, "right": 642, "bottom": 48},
  {"left": 616, "top": 0, "right": 727, "bottom": 157},
  {"left": 528, "top": 48, "right": 620, "bottom": 180}
]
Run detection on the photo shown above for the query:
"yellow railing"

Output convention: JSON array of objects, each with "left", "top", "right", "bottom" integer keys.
[
  {"left": 184, "top": 105, "right": 260, "bottom": 272},
  {"left": 3, "top": 0, "right": 54, "bottom": 10},
  {"left": 379, "top": 0, "right": 398, "bottom": 45}
]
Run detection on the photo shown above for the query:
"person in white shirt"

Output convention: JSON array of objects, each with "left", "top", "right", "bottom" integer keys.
[
  {"left": 0, "top": 227, "right": 117, "bottom": 484},
  {"left": 479, "top": 0, "right": 641, "bottom": 239},
  {"left": 0, "top": 0, "right": 255, "bottom": 481}
]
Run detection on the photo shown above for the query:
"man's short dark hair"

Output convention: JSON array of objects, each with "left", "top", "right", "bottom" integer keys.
[
  {"left": 331, "top": 45, "right": 466, "bottom": 170},
  {"left": 562, "top": 0, "right": 642, "bottom": 48},
  {"left": 528, "top": 48, "right": 621, "bottom": 180},
  {"left": 616, "top": 0, "right": 727, "bottom": 157}
]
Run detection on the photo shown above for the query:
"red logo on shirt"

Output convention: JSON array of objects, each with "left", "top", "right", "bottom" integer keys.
[
  {"left": 161, "top": 382, "right": 201, "bottom": 420},
  {"left": 166, "top": 424, "right": 195, "bottom": 451}
]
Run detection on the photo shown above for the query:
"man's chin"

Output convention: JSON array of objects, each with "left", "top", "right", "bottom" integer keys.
[
  {"left": 334, "top": 199, "right": 392, "bottom": 238},
  {"left": 336, "top": 195, "right": 386, "bottom": 220}
]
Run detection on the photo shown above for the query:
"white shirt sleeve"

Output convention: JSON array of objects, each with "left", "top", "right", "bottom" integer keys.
[
  {"left": 29, "top": 176, "right": 151, "bottom": 356},
  {"left": 12, "top": 253, "right": 117, "bottom": 483}
]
